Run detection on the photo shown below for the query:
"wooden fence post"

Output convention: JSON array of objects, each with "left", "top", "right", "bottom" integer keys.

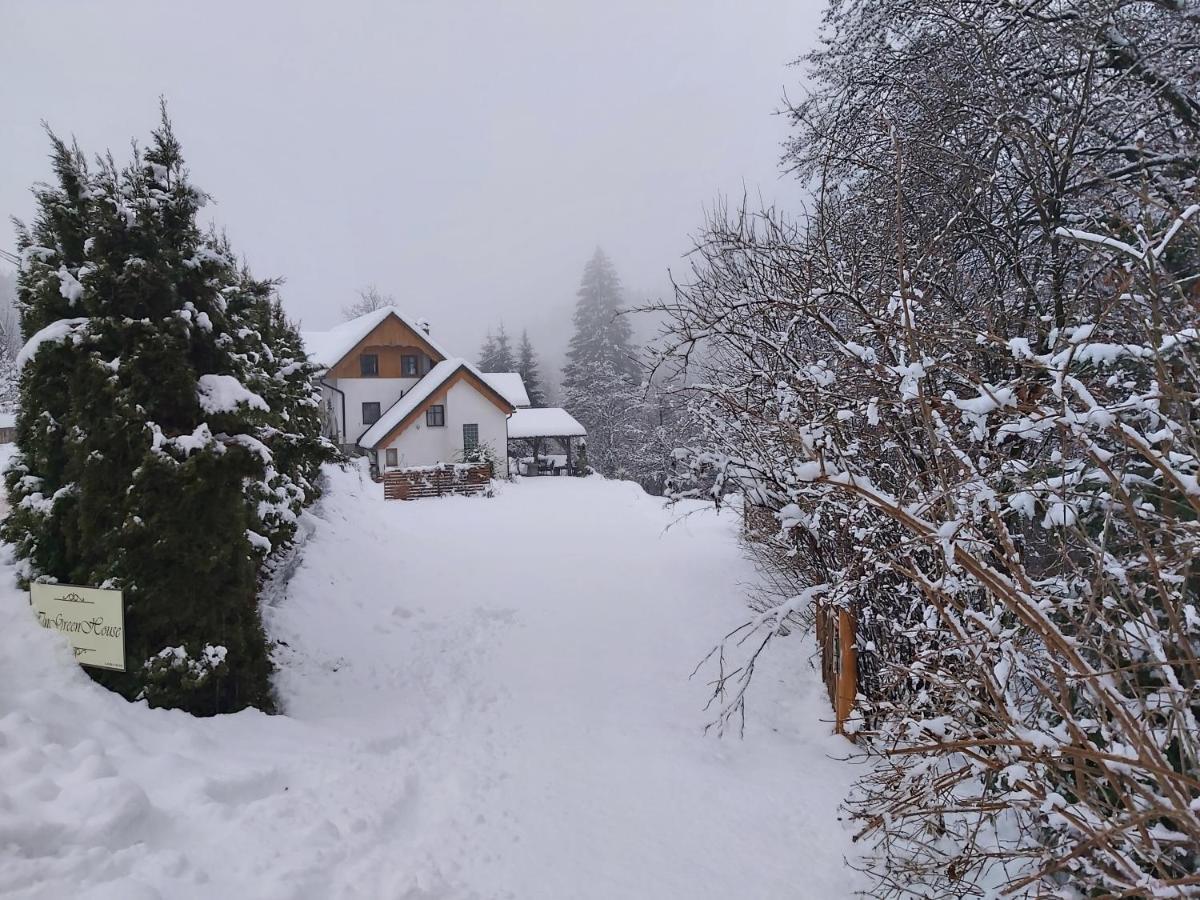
[{"left": 835, "top": 607, "right": 857, "bottom": 736}]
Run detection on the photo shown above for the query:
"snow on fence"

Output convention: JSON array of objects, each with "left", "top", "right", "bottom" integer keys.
[{"left": 382, "top": 462, "right": 492, "bottom": 501}]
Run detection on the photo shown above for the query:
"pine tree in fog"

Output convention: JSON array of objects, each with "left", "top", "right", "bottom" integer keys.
[
  {"left": 561, "top": 250, "right": 661, "bottom": 482},
  {"left": 562, "top": 249, "right": 638, "bottom": 391},
  {"left": 478, "top": 323, "right": 515, "bottom": 371},
  {"left": 516, "top": 329, "right": 544, "bottom": 407}
]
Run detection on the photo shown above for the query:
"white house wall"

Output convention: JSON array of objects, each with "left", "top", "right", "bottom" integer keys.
[
  {"left": 378, "top": 380, "right": 510, "bottom": 476},
  {"left": 325, "top": 376, "right": 421, "bottom": 446}
]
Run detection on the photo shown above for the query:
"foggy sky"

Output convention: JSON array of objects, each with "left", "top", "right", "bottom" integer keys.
[{"left": 0, "top": 1, "right": 822, "bottom": 377}]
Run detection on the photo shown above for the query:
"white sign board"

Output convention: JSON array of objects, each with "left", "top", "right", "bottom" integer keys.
[{"left": 30, "top": 582, "right": 126, "bottom": 672}]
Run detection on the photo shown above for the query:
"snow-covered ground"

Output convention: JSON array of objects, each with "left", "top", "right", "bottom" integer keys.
[{"left": 0, "top": 461, "right": 863, "bottom": 899}]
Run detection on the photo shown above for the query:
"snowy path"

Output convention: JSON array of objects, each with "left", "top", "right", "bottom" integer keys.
[{"left": 0, "top": 465, "right": 863, "bottom": 899}]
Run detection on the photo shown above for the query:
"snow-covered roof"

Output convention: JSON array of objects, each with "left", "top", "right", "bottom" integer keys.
[
  {"left": 481, "top": 372, "right": 530, "bottom": 408},
  {"left": 358, "top": 357, "right": 514, "bottom": 448},
  {"left": 301, "top": 307, "right": 451, "bottom": 370},
  {"left": 0, "top": 412, "right": 15, "bottom": 429},
  {"left": 507, "top": 407, "right": 587, "bottom": 439}
]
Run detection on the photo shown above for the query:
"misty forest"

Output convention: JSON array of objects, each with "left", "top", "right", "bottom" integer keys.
[{"left": 1, "top": 1, "right": 1198, "bottom": 898}]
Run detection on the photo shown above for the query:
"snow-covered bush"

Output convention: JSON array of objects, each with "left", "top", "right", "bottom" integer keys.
[
  {"left": 454, "top": 439, "right": 501, "bottom": 472},
  {"left": 142, "top": 643, "right": 230, "bottom": 704},
  {"left": 653, "top": 0, "right": 1200, "bottom": 891}
]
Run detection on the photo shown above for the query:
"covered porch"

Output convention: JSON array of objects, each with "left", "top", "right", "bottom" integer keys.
[{"left": 507, "top": 408, "right": 587, "bottom": 477}]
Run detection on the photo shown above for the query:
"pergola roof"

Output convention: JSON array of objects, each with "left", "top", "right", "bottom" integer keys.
[{"left": 507, "top": 407, "right": 586, "bottom": 439}]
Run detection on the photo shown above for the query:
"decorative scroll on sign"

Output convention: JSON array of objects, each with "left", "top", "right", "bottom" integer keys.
[{"left": 30, "top": 582, "right": 126, "bottom": 672}]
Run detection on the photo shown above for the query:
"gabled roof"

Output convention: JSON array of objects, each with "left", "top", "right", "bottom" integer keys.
[
  {"left": 481, "top": 372, "right": 530, "bottom": 408},
  {"left": 301, "top": 306, "right": 451, "bottom": 371},
  {"left": 507, "top": 407, "right": 587, "bottom": 439},
  {"left": 359, "top": 357, "right": 515, "bottom": 449}
]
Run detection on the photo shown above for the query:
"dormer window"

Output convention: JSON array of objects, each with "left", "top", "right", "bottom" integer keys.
[
  {"left": 360, "top": 354, "right": 379, "bottom": 377},
  {"left": 401, "top": 354, "right": 419, "bottom": 377}
]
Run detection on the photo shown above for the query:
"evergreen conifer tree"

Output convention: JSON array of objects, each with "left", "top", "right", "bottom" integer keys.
[
  {"left": 490, "top": 324, "right": 516, "bottom": 371},
  {"left": 223, "top": 269, "right": 334, "bottom": 564},
  {"left": 560, "top": 249, "right": 646, "bottom": 477},
  {"left": 3, "top": 110, "right": 321, "bottom": 715},
  {"left": 477, "top": 323, "right": 516, "bottom": 371},
  {"left": 516, "top": 329, "right": 544, "bottom": 407},
  {"left": 561, "top": 248, "right": 639, "bottom": 392},
  {"left": 477, "top": 330, "right": 497, "bottom": 370}
]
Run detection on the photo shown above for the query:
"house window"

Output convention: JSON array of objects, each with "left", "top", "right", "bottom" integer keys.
[
  {"left": 362, "top": 402, "right": 381, "bottom": 425},
  {"left": 385, "top": 448, "right": 398, "bottom": 467},
  {"left": 360, "top": 354, "right": 379, "bottom": 376},
  {"left": 463, "top": 423, "right": 479, "bottom": 450},
  {"left": 426, "top": 404, "right": 445, "bottom": 427},
  {"left": 401, "top": 354, "right": 419, "bottom": 377}
]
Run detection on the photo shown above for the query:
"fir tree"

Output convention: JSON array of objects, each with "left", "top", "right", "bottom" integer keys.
[
  {"left": 3, "top": 110, "right": 322, "bottom": 715},
  {"left": 561, "top": 249, "right": 646, "bottom": 479},
  {"left": 477, "top": 323, "right": 516, "bottom": 371},
  {"left": 223, "top": 269, "right": 334, "bottom": 564},
  {"left": 477, "top": 330, "right": 498, "bottom": 370},
  {"left": 491, "top": 324, "right": 515, "bottom": 371},
  {"left": 561, "top": 248, "right": 639, "bottom": 391},
  {"left": 516, "top": 329, "right": 545, "bottom": 407}
]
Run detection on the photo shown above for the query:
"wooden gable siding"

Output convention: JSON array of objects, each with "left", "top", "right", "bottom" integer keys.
[
  {"left": 372, "top": 367, "right": 514, "bottom": 449},
  {"left": 328, "top": 314, "right": 445, "bottom": 378}
]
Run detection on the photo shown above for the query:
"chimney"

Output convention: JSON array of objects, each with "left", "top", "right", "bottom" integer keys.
[{"left": 415, "top": 318, "right": 431, "bottom": 335}]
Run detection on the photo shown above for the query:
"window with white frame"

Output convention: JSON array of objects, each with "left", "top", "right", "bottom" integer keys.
[{"left": 463, "top": 423, "right": 479, "bottom": 450}]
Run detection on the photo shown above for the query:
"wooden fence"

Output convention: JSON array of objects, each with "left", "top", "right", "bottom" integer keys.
[
  {"left": 815, "top": 603, "right": 858, "bottom": 736},
  {"left": 382, "top": 463, "right": 492, "bottom": 501},
  {"left": 743, "top": 498, "right": 859, "bottom": 736}
]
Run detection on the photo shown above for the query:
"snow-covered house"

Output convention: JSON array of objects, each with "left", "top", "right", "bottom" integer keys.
[{"left": 303, "top": 307, "right": 529, "bottom": 477}]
